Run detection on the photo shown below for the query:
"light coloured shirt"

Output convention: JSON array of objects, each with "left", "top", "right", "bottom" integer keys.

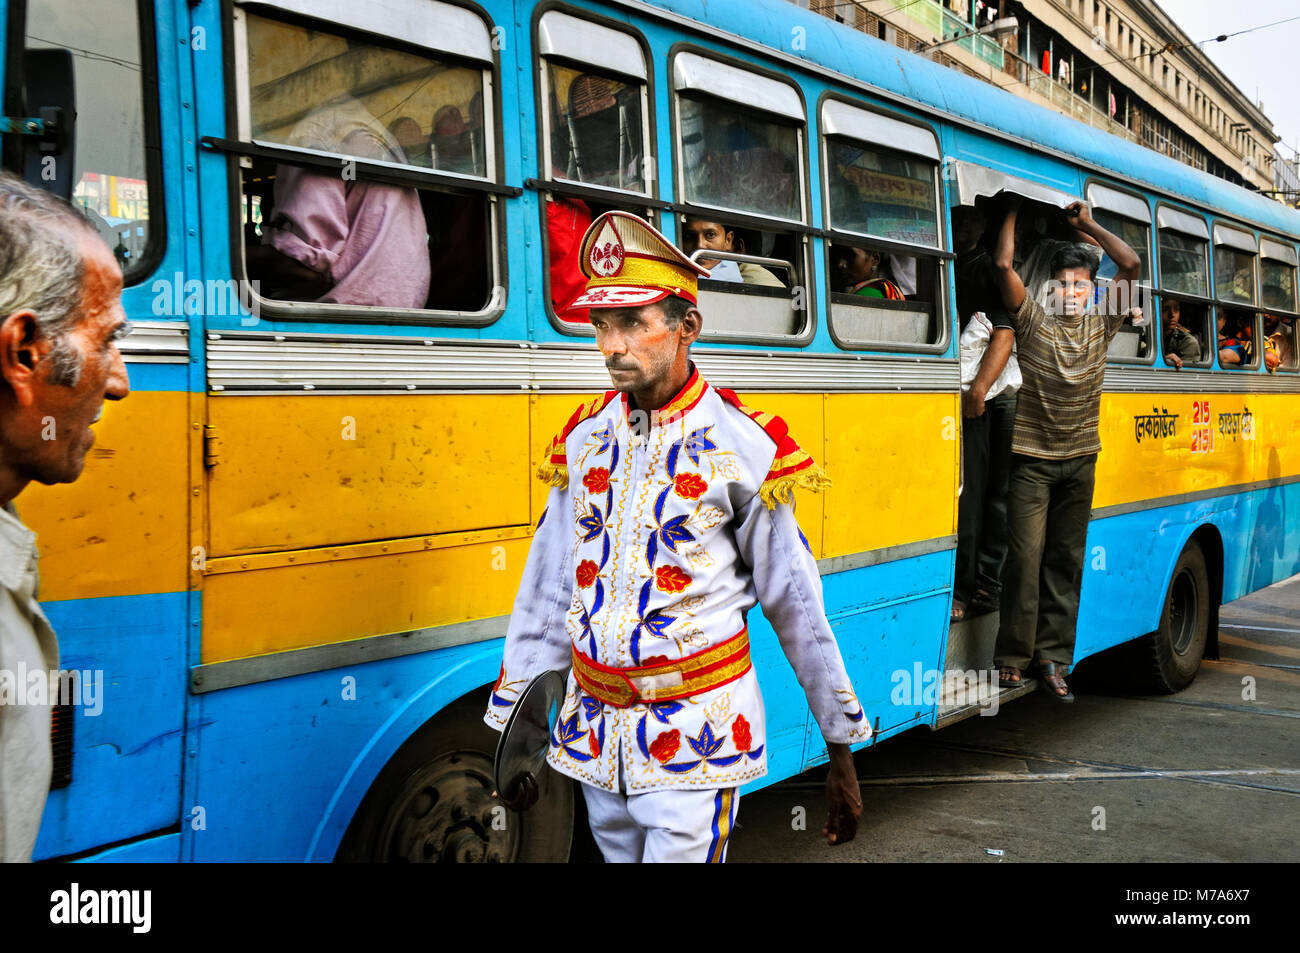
[
  {"left": 486, "top": 369, "right": 871, "bottom": 793},
  {"left": 0, "top": 502, "right": 58, "bottom": 862},
  {"left": 263, "top": 99, "right": 432, "bottom": 309}
]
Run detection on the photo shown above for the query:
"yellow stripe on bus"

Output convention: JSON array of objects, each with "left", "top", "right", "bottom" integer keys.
[
  {"left": 1095, "top": 392, "right": 1300, "bottom": 508},
  {"left": 20, "top": 391, "right": 191, "bottom": 602}
]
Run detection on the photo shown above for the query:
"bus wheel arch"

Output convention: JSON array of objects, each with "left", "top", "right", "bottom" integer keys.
[
  {"left": 1133, "top": 531, "right": 1216, "bottom": 694},
  {"left": 333, "top": 685, "right": 574, "bottom": 863}
]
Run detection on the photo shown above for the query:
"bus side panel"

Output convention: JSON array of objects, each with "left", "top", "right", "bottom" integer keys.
[
  {"left": 74, "top": 832, "right": 182, "bottom": 863},
  {"left": 188, "top": 641, "right": 502, "bottom": 861},
  {"left": 32, "top": 592, "right": 187, "bottom": 860},
  {"left": 1075, "top": 481, "right": 1299, "bottom": 662}
]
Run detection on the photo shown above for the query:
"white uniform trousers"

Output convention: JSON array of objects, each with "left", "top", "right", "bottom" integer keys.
[{"left": 581, "top": 782, "right": 740, "bottom": 863}]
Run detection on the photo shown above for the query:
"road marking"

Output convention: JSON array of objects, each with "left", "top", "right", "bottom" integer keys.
[{"left": 1221, "top": 623, "right": 1300, "bottom": 635}]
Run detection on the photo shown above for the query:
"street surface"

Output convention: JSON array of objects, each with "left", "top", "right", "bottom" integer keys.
[{"left": 727, "top": 574, "right": 1300, "bottom": 862}]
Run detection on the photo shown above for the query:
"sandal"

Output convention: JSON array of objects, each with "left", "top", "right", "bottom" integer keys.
[
  {"left": 970, "top": 587, "right": 1001, "bottom": 615},
  {"left": 950, "top": 599, "right": 967, "bottom": 623},
  {"left": 998, "top": 665, "right": 1021, "bottom": 688},
  {"left": 1033, "top": 660, "right": 1074, "bottom": 703}
]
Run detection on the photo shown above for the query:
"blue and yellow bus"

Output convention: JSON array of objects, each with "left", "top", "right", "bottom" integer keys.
[{"left": 4, "top": 0, "right": 1298, "bottom": 861}]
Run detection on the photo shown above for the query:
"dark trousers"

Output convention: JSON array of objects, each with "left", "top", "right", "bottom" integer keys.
[
  {"left": 994, "top": 452, "right": 1097, "bottom": 671},
  {"left": 955, "top": 391, "right": 1017, "bottom": 604},
  {"left": 976, "top": 392, "right": 1017, "bottom": 594}
]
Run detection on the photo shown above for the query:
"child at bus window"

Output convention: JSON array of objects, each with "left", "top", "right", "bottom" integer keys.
[
  {"left": 1161, "top": 299, "right": 1201, "bottom": 370},
  {"left": 1217, "top": 313, "right": 1252, "bottom": 366},
  {"left": 831, "top": 245, "right": 905, "bottom": 299}
]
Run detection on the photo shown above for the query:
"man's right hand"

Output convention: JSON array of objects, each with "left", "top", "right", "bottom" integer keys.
[
  {"left": 1167, "top": 354, "right": 1183, "bottom": 370},
  {"left": 962, "top": 386, "right": 987, "bottom": 418}
]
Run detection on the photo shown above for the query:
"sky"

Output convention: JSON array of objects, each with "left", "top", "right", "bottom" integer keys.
[{"left": 1158, "top": 0, "right": 1300, "bottom": 163}]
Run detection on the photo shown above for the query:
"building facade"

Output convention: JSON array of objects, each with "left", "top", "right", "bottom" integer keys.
[{"left": 794, "top": 0, "right": 1280, "bottom": 198}]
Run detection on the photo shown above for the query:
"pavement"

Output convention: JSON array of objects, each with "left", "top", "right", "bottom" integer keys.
[{"left": 726, "top": 573, "right": 1300, "bottom": 862}]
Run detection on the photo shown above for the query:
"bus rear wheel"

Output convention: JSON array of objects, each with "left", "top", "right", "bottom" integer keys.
[
  {"left": 1131, "top": 539, "right": 1211, "bottom": 694},
  {"left": 336, "top": 694, "right": 573, "bottom": 862}
]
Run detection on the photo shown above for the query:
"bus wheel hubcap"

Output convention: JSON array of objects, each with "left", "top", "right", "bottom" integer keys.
[{"left": 382, "top": 751, "right": 518, "bottom": 862}]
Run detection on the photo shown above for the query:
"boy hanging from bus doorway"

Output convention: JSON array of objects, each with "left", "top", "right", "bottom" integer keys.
[{"left": 989, "top": 194, "right": 1141, "bottom": 702}]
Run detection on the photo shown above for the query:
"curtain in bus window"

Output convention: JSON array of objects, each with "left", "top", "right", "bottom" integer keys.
[
  {"left": 679, "top": 98, "right": 799, "bottom": 220},
  {"left": 548, "top": 64, "right": 644, "bottom": 191},
  {"left": 1158, "top": 232, "right": 1208, "bottom": 296},
  {"left": 245, "top": 14, "right": 486, "bottom": 177},
  {"left": 1214, "top": 247, "right": 1255, "bottom": 305},
  {"left": 1261, "top": 259, "right": 1297, "bottom": 312},
  {"left": 825, "top": 140, "right": 938, "bottom": 247},
  {"left": 27, "top": 0, "right": 153, "bottom": 280}
]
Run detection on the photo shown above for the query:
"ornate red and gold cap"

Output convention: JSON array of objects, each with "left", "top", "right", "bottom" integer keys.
[{"left": 570, "top": 210, "right": 711, "bottom": 309}]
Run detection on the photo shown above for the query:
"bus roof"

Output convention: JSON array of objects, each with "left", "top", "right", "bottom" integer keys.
[{"left": 638, "top": 0, "right": 1300, "bottom": 241}]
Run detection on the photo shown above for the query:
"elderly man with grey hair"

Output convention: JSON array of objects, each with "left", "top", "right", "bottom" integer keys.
[{"left": 0, "top": 172, "right": 130, "bottom": 861}]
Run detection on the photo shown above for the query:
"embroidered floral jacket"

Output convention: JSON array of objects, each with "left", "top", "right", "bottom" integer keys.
[{"left": 484, "top": 367, "right": 871, "bottom": 793}]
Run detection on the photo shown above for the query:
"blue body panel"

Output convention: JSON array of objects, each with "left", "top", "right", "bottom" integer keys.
[{"left": 33, "top": 593, "right": 189, "bottom": 861}]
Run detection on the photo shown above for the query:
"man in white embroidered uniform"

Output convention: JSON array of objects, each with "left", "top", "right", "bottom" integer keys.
[{"left": 485, "top": 212, "right": 871, "bottom": 862}]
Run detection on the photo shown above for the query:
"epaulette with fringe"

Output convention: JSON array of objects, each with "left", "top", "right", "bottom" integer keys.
[
  {"left": 714, "top": 388, "right": 831, "bottom": 509},
  {"left": 536, "top": 391, "right": 619, "bottom": 488}
]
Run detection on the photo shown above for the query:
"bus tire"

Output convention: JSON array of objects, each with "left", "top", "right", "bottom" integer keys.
[
  {"left": 336, "top": 693, "right": 573, "bottom": 862},
  {"left": 1131, "top": 540, "right": 1211, "bottom": 694}
]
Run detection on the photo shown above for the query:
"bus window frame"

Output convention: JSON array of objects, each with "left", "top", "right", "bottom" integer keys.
[
  {"left": 1212, "top": 304, "right": 1262, "bottom": 372},
  {"left": 817, "top": 92, "right": 949, "bottom": 356},
  {"left": 1259, "top": 236, "right": 1299, "bottom": 373},
  {"left": 667, "top": 43, "right": 815, "bottom": 347},
  {"left": 1210, "top": 218, "right": 1259, "bottom": 309},
  {"left": 1085, "top": 178, "right": 1156, "bottom": 367},
  {"left": 221, "top": 0, "right": 510, "bottom": 327},
  {"left": 4, "top": 0, "right": 168, "bottom": 286},
  {"left": 1153, "top": 292, "right": 1213, "bottom": 370},
  {"left": 1259, "top": 235, "right": 1299, "bottom": 317},
  {"left": 1154, "top": 201, "right": 1211, "bottom": 302},
  {"left": 532, "top": 3, "right": 659, "bottom": 338}
]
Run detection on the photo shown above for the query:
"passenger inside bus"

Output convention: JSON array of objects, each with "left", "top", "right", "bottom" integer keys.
[
  {"left": 546, "top": 72, "right": 652, "bottom": 323},
  {"left": 831, "top": 244, "right": 905, "bottom": 298},
  {"left": 1161, "top": 298, "right": 1201, "bottom": 369},
  {"left": 1264, "top": 312, "right": 1294, "bottom": 370},
  {"left": 681, "top": 217, "right": 785, "bottom": 286},
  {"left": 246, "top": 98, "right": 432, "bottom": 310},
  {"left": 1217, "top": 312, "right": 1253, "bottom": 366}
]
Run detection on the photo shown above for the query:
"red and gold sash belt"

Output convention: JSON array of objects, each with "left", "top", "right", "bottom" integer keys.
[{"left": 572, "top": 629, "right": 751, "bottom": 708}]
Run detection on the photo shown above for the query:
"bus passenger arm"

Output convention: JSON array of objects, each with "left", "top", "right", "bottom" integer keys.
[
  {"left": 1065, "top": 202, "right": 1140, "bottom": 284},
  {"left": 992, "top": 197, "right": 1026, "bottom": 313}
]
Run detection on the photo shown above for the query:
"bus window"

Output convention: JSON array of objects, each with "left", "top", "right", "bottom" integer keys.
[
  {"left": 1259, "top": 238, "right": 1297, "bottom": 313},
  {"left": 820, "top": 102, "right": 944, "bottom": 349},
  {"left": 1088, "top": 184, "right": 1153, "bottom": 362},
  {"left": 1212, "top": 224, "right": 1257, "bottom": 307},
  {"left": 1264, "top": 313, "right": 1297, "bottom": 371},
  {"left": 235, "top": 6, "right": 499, "bottom": 318},
  {"left": 1157, "top": 295, "right": 1211, "bottom": 369},
  {"left": 673, "top": 53, "right": 808, "bottom": 340},
  {"left": 22, "top": 0, "right": 160, "bottom": 281},
  {"left": 1259, "top": 239, "right": 1298, "bottom": 372},
  {"left": 1156, "top": 207, "right": 1209, "bottom": 298},
  {"left": 536, "top": 12, "right": 653, "bottom": 325},
  {"left": 546, "top": 66, "right": 644, "bottom": 192},
  {"left": 1215, "top": 307, "right": 1259, "bottom": 370}
]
